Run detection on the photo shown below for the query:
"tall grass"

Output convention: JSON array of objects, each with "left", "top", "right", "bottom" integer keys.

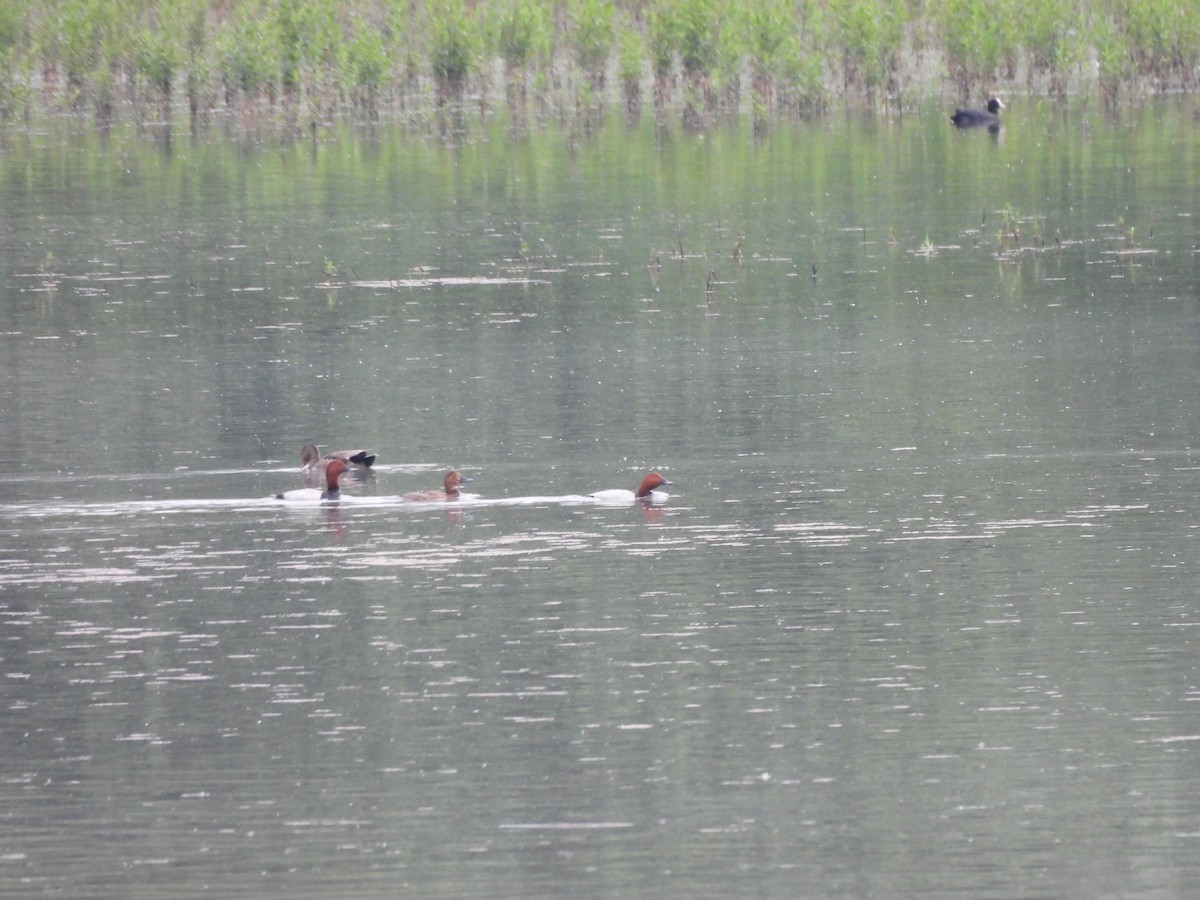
[
  {"left": 216, "top": 4, "right": 280, "bottom": 103},
  {"left": 0, "top": 0, "right": 26, "bottom": 115},
  {"left": 344, "top": 17, "right": 388, "bottom": 115},
  {"left": 1114, "top": 0, "right": 1200, "bottom": 89},
  {"left": 570, "top": 0, "right": 616, "bottom": 89},
  {"left": 427, "top": 0, "right": 479, "bottom": 100},
  {"left": 828, "top": 0, "right": 907, "bottom": 96},
  {"left": 3, "top": 0, "right": 1199, "bottom": 126},
  {"left": 934, "top": 0, "right": 1015, "bottom": 96}
]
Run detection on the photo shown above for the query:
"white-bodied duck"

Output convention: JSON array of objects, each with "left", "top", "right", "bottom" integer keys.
[
  {"left": 589, "top": 472, "right": 672, "bottom": 504},
  {"left": 277, "top": 458, "right": 351, "bottom": 501}
]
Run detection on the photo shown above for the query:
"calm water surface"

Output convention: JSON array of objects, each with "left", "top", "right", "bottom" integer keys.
[{"left": 1, "top": 100, "right": 1199, "bottom": 898}]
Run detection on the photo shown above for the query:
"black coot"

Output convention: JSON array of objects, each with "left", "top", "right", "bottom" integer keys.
[{"left": 950, "top": 97, "right": 1004, "bottom": 128}]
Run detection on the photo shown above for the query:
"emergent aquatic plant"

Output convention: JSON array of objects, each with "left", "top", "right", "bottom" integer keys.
[
  {"left": 2, "top": 0, "right": 1199, "bottom": 128},
  {"left": 428, "top": 0, "right": 479, "bottom": 99},
  {"left": 571, "top": 0, "right": 616, "bottom": 89}
]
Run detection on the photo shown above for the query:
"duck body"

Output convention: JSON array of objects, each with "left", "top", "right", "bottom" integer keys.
[
  {"left": 301, "top": 442, "right": 377, "bottom": 471},
  {"left": 401, "top": 470, "right": 473, "bottom": 502},
  {"left": 589, "top": 472, "right": 672, "bottom": 505},
  {"left": 277, "top": 458, "right": 350, "bottom": 501},
  {"left": 951, "top": 97, "right": 1004, "bottom": 128}
]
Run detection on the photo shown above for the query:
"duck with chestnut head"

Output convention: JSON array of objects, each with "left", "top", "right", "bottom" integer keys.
[
  {"left": 401, "top": 470, "right": 474, "bottom": 502},
  {"left": 277, "top": 457, "right": 352, "bottom": 501},
  {"left": 589, "top": 472, "right": 673, "bottom": 505}
]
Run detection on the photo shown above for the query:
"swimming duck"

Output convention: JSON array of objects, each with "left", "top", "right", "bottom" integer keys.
[
  {"left": 277, "top": 458, "right": 351, "bottom": 501},
  {"left": 301, "top": 442, "right": 377, "bottom": 470},
  {"left": 401, "top": 470, "right": 473, "bottom": 502},
  {"left": 950, "top": 97, "right": 1004, "bottom": 128},
  {"left": 589, "top": 472, "right": 672, "bottom": 504}
]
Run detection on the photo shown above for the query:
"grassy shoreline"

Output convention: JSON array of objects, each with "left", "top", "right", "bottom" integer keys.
[{"left": 1, "top": 0, "right": 1197, "bottom": 128}]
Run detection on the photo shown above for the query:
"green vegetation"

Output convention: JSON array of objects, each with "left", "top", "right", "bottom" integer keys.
[
  {"left": 829, "top": 0, "right": 907, "bottom": 96},
  {"left": 3, "top": 0, "right": 1199, "bottom": 126},
  {"left": 427, "top": 0, "right": 479, "bottom": 98}
]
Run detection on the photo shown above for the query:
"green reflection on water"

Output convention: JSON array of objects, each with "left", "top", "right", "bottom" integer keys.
[{"left": 0, "top": 100, "right": 1196, "bottom": 477}]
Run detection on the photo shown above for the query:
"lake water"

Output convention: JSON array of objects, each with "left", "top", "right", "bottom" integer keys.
[{"left": 1, "top": 98, "right": 1199, "bottom": 898}]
